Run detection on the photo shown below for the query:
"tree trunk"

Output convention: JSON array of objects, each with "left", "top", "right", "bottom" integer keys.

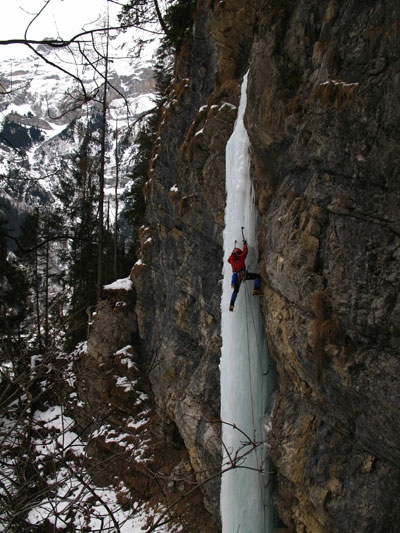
[
  {"left": 114, "top": 119, "right": 119, "bottom": 280},
  {"left": 97, "top": 32, "right": 109, "bottom": 301}
]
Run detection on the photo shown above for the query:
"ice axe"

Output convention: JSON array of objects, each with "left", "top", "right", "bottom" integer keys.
[{"left": 232, "top": 227, "right": 246, "bottom": 250}]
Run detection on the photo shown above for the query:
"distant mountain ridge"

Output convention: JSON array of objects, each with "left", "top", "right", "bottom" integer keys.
[{"left": 0, "top": 39, "right": 156, "bottom": 207}]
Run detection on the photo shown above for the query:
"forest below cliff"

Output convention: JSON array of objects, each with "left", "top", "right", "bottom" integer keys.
[{"left": 0, "top": 1, "right": 209, "bottom": 531}]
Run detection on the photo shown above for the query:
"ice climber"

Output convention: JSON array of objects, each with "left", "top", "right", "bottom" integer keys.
[{"left": 228, "top": 240, "right": 263, "bottom": 311}]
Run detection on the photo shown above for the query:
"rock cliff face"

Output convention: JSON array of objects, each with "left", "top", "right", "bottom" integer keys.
[
  {"left": 90, "top": 0, "right": 400, "bottom": 530},
  {"left": 131, "top": 0, "right": 257, "bottom": 524},
  {"left": 79, "top": 281, "right": 218, "bottom": 531},
  {"left": 246, "top": 0, "right": 400, "bottom": 530}
]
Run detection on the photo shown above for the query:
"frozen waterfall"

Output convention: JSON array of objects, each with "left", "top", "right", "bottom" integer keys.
[{"left": 220, "top": 73, "right": 276, "bottom": 532}]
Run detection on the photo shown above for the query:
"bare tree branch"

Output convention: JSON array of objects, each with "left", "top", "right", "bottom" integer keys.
[
  {"left": 24, "top": 42, "right": 90, "bottom": 103},
  {"left": 24, "top": 0, "right": 52, "bottom": 42},
  {"left": 0, "top": 24, "right": 161, "bottom": 49},
  {"left": 6, "top": 233, "right": 97, "bottom": 254}
]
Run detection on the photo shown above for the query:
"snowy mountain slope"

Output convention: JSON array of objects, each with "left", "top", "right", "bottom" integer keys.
[{"left": 0, "top": 34, "right": 156, "bottom": 208}]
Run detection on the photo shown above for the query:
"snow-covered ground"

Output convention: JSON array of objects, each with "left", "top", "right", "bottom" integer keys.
[{"left": 0, "top": 341, "right": 181, "bottom": 532}]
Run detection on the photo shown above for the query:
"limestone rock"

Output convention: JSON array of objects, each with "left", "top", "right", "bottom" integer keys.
[
  {"left": 247, "top": 0, "right": 400, "bottom": 530},
  {"left": 74, "top": 279, "right": 218, "bottom": 531},
  {"left": 131, "top": 0, "right": 257, "bottom": 524}
]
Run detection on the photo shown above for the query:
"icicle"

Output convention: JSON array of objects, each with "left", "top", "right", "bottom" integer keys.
[{"left": 220, "top": 72, "right": 275, "bottom": 532}]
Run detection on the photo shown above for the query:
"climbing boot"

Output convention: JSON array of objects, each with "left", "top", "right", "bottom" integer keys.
[
  {"left": 252, "top": 289, "right": 264, "bottom": 296},
  {"left": 229, "top": 305, "right": 234, "bottom": 312}
]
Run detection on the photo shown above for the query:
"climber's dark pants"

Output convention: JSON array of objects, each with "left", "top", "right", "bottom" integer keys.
[{"left": 230, "top": 271, "right": 260, "bottom": 307}]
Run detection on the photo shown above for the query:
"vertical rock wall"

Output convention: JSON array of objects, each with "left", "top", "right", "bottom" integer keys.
[
  {"left": 131, "top": 0, "right": 257, "bottom": 523},
  {"left": 128, "top": 0, "right": 400, "bottom": 529},
  {"left": 246, "top": 0, "right": 400, "bottom": 530}
]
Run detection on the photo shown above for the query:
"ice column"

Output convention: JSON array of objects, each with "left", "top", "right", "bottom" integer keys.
[{"left": 220, "top": 73, "right": 274, "bottom": 532}]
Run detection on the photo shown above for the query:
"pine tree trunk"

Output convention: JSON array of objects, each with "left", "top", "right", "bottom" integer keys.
[
  {"left": 97, "top": 32, "right": 109, "bottom": 301},
  {"left": 114, "top": 119, "right": 119, "bottom": 280}
]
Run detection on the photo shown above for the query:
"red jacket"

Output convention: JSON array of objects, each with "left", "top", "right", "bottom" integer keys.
[{"left": 228, "top": 242, "right": 248, "bottom": 272}]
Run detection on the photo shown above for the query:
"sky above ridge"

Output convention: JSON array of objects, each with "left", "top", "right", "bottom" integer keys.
[{"left": 0, "top": 0, "right": 119, "bottom": 59}]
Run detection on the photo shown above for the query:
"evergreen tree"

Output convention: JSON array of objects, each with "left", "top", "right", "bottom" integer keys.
[
  {"left": 0, "top": 212, "right": 30, "bottom": 344},
  {"left": 53, "top": 135, "right": 98, "bottom": 348},
  {"left": 16, "top": 207, "right": 65, "bottom": 351}
]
